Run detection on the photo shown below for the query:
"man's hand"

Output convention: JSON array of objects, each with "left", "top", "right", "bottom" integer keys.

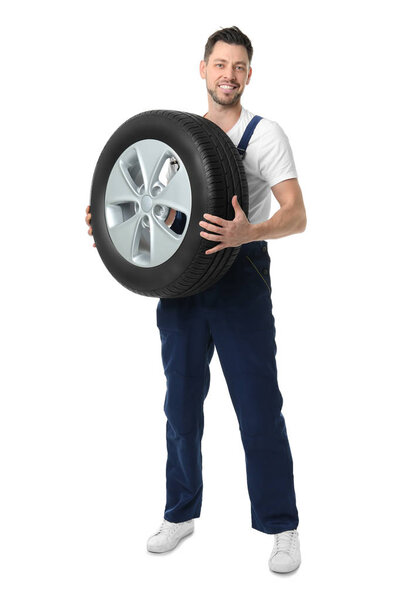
[
  {"left": 85, "top": 205, "right": 96, "bottom": 247},
  {"left": 199, "top": 195, "right": 253, "bottom": 255},
  {"left": 165, "top": 208, "right": 177, "bottom": 227}
]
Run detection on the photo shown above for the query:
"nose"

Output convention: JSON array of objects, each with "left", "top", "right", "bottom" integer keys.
[{"left": 228, "top": 66, "right": 237, "bottom": 80}]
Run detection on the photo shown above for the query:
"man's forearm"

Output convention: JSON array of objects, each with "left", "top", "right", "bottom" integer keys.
[{"left": 248, "top": 206, "right": 307, "bottom": 241}]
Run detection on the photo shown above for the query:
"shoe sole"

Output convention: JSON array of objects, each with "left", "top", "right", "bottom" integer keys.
[
  {"left": 147, "top": 528, "right": 194, "bottom": 553},
  {"left": 268, "top": 560, "right": 301, "bottom": 574}
]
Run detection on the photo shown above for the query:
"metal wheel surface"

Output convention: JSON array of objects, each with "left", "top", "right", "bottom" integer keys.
[{"left": 105, "top": 139, "right": 191, "bottom": 268}]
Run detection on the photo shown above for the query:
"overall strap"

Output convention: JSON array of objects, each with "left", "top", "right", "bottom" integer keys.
[{"left": 236, "top": 115, "right": 263, "bottom": 158}]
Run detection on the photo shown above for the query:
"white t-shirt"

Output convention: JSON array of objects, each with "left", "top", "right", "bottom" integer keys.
[{"left": 225, "top": 106, "right": 298, "bottom": 224}]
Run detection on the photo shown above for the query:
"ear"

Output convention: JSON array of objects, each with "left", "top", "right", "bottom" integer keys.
[
  {"left": 199, "top": 60, "right": 206, "bottom": 80},
  {"left": 246, "top": 66, "right": 253, "bottom": 85}
]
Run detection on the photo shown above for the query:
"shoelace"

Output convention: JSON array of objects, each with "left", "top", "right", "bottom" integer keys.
[
  {"left": 272, "top": 530, "right": 297, "bottom": 556},
  {"left": 156, "top": 520, "right": 179, "bottom": 537}
]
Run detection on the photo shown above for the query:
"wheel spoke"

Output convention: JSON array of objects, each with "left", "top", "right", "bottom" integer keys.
[
  {"left": 108, "top": 213, "right": 142, "bottom": 262},
  {"left": 106, "top": 159, "right": 139, "bottom": 201},
  {"left": 149, "top": 216, "right": 181, "bottom": 265},
  {"left": 105, "top": 201, "right": 137, "bottom": 228},
  {"left": 156, "top": 166, "right": 191, "bottom": 214},
  {"left": 134, "top": 140, "right": 169, "bottom": 193},
  {"left": 106, "top": 197, "right": 137, "bottom": 206}
]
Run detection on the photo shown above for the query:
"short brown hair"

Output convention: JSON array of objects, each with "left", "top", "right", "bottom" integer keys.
[{"left": 204, "top": 26, "right": 253, "bottom": 65}]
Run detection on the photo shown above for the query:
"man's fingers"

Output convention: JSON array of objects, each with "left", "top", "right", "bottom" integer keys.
[
  {"left": 205, "top": 243, "right": 225, "bottom": 255},
  {"left": 165, "top": 208, "right": 176, "bottom": 227},
  {"left": 200, "top": 231, "right": 223, "bottom": 241},
  {"left": 86, "top": 206, "right": 95, "bottom": 245},
  {"left": 203, "top": 213, "right": 224, "bottom": 226},
  {"left": 199, "top": 220, "right": 222, "bottom": 233}
]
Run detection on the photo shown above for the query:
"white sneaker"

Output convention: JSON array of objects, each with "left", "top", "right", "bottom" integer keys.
[
  {"left": 147, "top": 518, "right": 194, "bottom": 553},
  {"left": 268, "top": 529, "right": 301, "bottom": 573}
]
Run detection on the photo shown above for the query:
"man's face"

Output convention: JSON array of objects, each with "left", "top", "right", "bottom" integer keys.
[{"left": 200, "top": 40, "right": 252, "bottom": 107}]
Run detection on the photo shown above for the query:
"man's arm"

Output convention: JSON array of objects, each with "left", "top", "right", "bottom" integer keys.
[
  {"left": 250, "top": 178, "right": 307, "bottom": 241},
  {"left": 199, "top": 179, "right": 306, "bottom": 254}
]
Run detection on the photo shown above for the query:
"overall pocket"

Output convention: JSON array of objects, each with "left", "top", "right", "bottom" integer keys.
[{"left": 245, "top": 254, "right": 272, "bottom": 294}]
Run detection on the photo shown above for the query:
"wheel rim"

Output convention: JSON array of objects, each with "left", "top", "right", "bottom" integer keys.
[{"left": 104, "top": 139, "right": 192, "bottom": 268}]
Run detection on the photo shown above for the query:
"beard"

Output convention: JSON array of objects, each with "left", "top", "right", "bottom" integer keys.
[{"left": 207, "top": 84, "right": 242, "bottom": 106}]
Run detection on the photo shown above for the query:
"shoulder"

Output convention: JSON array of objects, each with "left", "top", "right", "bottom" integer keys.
[
  {"left": 259, "top": 117, "right": 287, "bottom": 139},
  {"left": 243, "top": 108, "right": 288, "bottom": 138}
]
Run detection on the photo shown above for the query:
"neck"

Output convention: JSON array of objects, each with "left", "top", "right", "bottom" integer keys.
[{"left": 203, "top": 101, "right": 242, "bottom": 133}]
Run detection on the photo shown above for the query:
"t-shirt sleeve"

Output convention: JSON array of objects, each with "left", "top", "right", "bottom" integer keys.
[{"left": 257, "top": 121, "right": 298, "bottom": 188}]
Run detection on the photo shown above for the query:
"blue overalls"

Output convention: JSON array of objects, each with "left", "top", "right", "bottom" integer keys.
[{"left": 156, "top": 117, "right": 299, "bottom": 535}]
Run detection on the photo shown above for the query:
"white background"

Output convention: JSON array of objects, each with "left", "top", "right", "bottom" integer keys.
[{"left": 1, "top": 0, "right": 399, "bottom": 597}]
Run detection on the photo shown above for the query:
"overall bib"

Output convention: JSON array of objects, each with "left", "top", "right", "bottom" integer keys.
[{"left": 156, "top": 117, "right": 299, "bottom": 535}]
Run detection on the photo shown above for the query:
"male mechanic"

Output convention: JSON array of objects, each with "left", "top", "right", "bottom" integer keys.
[{"left": 86, "top": 26, "right": 306, "bottom": 574}]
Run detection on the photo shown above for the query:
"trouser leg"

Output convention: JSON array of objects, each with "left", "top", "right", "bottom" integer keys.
[
  {"left": 156, "top": 295, "right": 214, "bottom": 523},
  {"left": 203, "top": 241, "right": 299, "bottom": 534}
]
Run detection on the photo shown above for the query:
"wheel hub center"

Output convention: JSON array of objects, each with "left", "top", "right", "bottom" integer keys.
[{"left": 141, "top": 195, "right": 152, "bottom": 212}]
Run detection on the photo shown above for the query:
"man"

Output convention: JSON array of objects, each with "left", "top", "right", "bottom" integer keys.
[{"left": 86, "top": 26, "right": 306, "bottom": 574}]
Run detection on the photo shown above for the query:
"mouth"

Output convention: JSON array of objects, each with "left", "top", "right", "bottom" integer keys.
[{"left": 218, "top": 84, "right": 238, "bottom": 93}]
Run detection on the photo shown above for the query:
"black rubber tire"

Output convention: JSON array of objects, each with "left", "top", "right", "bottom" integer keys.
[{"left": 90, "top": 109, "right": 249, "bottom": 298}]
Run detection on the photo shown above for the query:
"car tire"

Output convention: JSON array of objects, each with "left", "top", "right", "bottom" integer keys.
[{"left": 90, "top": 109, "right": 249, "bottom": 298}]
